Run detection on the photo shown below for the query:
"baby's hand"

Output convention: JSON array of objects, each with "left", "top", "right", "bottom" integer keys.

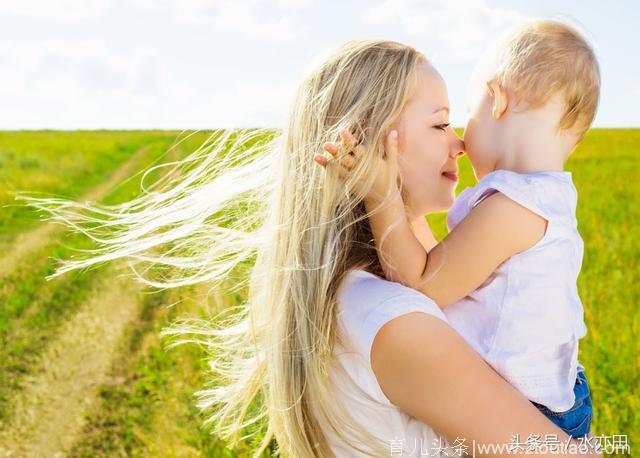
[{"left": 313, "top": 129, "right": 400, "bottom": 204}]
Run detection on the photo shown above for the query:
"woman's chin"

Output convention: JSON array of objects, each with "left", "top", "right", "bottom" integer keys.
[
  {"left": 441, "top": 196, "right": 456, "bottom": 212},
  {"left": 413, "top": 188, "right": 456, "bottom": 215},
  {"left": 428, "top": 193, "right": 456, "bottom": 214},
  {"left": 438, "top": 185, "right": 457, "bottom": 209}
]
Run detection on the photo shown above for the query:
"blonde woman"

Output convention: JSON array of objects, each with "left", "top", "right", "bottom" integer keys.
[{"left": 18, "top": 41, "right": 600, "bottom": 457}]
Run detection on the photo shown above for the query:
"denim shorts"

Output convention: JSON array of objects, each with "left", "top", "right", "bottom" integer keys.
[{"left": 530, "top": 370, "right": 593, "bottom": 438}]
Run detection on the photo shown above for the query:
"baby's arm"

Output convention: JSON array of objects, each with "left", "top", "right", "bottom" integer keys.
[
  {"left": 316, "top": 130, "right": 547, "bottom": 308},
  {"left": 410, "top": 216, "right": 438, "bottom": 252},
  {"left": 364, "top": 181, "right": 547, "bottom": 307}
]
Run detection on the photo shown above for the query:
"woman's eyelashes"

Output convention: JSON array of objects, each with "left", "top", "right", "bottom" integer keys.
[{"left": 434, "top": 123, "right": 451, "bottom": 131}]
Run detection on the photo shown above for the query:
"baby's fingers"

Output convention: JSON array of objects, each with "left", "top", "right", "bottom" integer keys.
[
  {"left": 339, "top": 130, "right": 366, "bottom": 156},
  {"left": 323, "top": 141, "right": 358, "bottom": 171},
  {"left": 339, "top": 130, "right": 357, "bottom": 150},
  {"left": 337, "top": 166, "right": 349, "bottom": 181},
  {"left": 323, "top": 142, "right": 338, "bottom": 158},
  {"left": 314, "top": 150, "right": 355, "bottom": 178},
  {"left": 315, "top": 142, "right": 338, "bottom": 169},
  {"left": 313, "top": 154, "right": 329, "bottom": 167},
  {"left": 339, "top": 153, "right": 357, "bottom": 171}
]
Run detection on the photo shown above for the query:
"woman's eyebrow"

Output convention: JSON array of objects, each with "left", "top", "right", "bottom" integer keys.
[{"left": 432, "top": 106, "right": 450, "bottom": 114}]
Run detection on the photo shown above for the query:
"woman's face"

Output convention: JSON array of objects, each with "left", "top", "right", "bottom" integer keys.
[{"left": 394, "top": 63, "right": 464, "bottom": 217}]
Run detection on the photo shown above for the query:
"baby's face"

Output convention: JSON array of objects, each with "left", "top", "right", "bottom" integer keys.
[{"left": 463, "top": 61, "right": 504, "bottom": 180}]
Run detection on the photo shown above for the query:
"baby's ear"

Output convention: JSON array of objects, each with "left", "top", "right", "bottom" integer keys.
[{"left": 486, "top": 79, "right": 508, "bottom": 120}]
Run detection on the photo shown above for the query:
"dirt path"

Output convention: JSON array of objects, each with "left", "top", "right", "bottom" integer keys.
[
  {"left": 0, "top": 263, "right": 144, "bottom": 457},
  {"left": 0, "top": 144, "right": 185, "bottom": 457},
  {"left": 0, "top": 144, "right": 151, "bottom": 280}
]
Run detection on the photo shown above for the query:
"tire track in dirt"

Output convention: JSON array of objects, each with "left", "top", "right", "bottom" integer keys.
[
  {"left": 0, "top": 143, "right": 151, "bottom": 280},
  {"left": 0, "top": 143, "right": 185, "bottom": 457},
  {"left": 0, "top": 262, "right": 145, "bottom": 457}
]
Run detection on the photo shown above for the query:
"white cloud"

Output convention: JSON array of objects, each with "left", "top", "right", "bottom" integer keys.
[
  {"left": 2, "top": 0, "right": 310, "bottom": 42},
  {"left": 127, "top": 0, "right": 307, "bottom": 42},
  {"left": 0, "top": 0, "right": 110, "bottom": 20},
  {"left": 176, "top": 0, "right": 295, "bottom": 42},
  {"left": 175, "top": 81, "right": 294, "bottom": 128},
  {"left": 0, "top": 0, "right": 309, "bottom": 129},
  {"left": 0, "top": 39, "right": 163, "bottom": 128},
  {"left": 363, "top": 0, "right": 529, "bottom": 61},
  {"left": 276, "top": 0, "right": 312, "bottom": 10},
  {"left": 0, "top": 37, "right": 293, "bottom": 129}
]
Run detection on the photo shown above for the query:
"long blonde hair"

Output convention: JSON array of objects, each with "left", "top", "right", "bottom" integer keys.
[{"left": 16, "top": 40, "right": 426, "bottom": 457}]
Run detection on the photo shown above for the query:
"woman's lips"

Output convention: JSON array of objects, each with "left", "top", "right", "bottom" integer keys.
[{"left": 442, "top": 171, "right": 458, "bottom": 182}]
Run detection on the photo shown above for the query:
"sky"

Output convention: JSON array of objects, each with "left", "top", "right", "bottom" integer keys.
[{"left": 0, "top": 0, "right": 638, "bottom": 130}]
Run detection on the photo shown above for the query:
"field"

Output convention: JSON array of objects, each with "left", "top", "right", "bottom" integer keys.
[{"left": 0, "top": 129, "right": 637, "bottom": 456}]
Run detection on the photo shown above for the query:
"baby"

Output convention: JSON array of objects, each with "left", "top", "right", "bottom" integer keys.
[{"left": 318, "top": 19, "right": 600, "bottom": 438}]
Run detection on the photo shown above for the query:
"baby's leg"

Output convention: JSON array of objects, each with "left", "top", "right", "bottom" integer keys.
[{"left": 530, "top": 370, "right": 594, "bottom": 438}]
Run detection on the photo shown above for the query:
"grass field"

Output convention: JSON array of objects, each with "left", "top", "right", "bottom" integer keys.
[{"left": 0, "top": 129, "right": 637, "bottom": 457}]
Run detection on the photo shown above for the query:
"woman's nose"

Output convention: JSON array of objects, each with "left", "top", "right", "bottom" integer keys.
[
  {"left": 449, "top": 132, "right": 465, "bottom": 158},
  {"left": 449, "top": 148, "right": 465, "bottom": 158}
]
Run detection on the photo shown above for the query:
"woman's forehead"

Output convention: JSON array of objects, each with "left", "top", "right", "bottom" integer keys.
[{"left": 409, "top": 64, "right": 449, "bottom": 114}]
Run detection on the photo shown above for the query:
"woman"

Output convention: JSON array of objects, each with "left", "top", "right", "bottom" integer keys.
[{"left": 18, "top": 40, "right": 600, "bottom": 457}]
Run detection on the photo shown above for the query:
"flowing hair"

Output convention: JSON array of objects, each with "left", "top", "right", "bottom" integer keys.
[{"left": 15, "top": 40, "right": 426, "bottom": 457}]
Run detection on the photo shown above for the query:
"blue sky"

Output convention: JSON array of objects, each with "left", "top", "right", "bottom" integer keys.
[{"left": 0, "top": 0, "right": 638, "bottom": 129}]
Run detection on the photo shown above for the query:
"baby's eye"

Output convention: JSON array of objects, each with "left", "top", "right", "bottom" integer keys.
[{"left": 434, "top": 123, "right": 450, "bottom": 131}]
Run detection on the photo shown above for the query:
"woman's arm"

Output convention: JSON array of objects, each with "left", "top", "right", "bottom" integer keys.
[{"left": 370, "top": 312, "right": 600, "bottom": 457}]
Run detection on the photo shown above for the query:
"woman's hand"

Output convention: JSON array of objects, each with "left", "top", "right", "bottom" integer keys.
[{"left": 313, "top": 129, "right": 401, "bottom": 205}]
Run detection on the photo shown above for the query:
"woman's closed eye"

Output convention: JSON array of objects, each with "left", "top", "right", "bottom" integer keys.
[{"left": 433, "top": 123, "right": 450, "bottom": 131}]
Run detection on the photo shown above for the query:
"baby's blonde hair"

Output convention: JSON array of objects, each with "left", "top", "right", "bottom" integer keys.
[{"left": 492, "top": 19, "right": 600, "bottom": 141}]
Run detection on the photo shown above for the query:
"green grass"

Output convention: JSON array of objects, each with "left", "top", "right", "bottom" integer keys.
[
  {"left": 0, "top": 131, "right": 178, "bottom": 243},
  {"left": 67, "top": 286, "right": 219, "bottom": 456},
  {"left": 0, "top": 136, "right": 191, "bottom": 419},
  {"left": 0, "top": 129, "right": 636, "bottom": 456},
  {"left": 0, "top": 129, "right": 262, "bottom": 456},
  {"left": 570, "top": 129, "right": 639, "bottom": 448}
]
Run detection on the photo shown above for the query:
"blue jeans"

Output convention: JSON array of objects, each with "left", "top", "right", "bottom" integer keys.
[{"left": 530, "top": 370, "right": 593, "bottom": 438}]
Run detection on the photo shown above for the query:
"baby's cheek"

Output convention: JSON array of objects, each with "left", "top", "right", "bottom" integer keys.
[
  {"left": 462, "top": 126, "right": 478, "bottom": 157},
  {"left": 462, "top": 119, "right": 473, "bottom": 139},
  {"left": 463, "top": 117, "right": 478, "bottom": 140}
]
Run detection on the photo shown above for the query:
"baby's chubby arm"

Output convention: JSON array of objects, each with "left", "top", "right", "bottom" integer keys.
[
  {"left": 420, "top": 191, "right": 548, "bottom": 306},
  {"left": 314, "top": 129, "right": 547, "bottom": 308},
  {"left": 410, "top": 216, "right": 438, "bottom": 252}
]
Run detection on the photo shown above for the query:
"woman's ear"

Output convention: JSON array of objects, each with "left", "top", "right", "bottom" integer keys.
[
  {"left": 388, "top": 122, "right": 403, "bottom": 154},
  {"left": 486, "top": 79, "right": 508, "bottom": 120}
]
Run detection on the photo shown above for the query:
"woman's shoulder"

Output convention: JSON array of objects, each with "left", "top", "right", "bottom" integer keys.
[
  {"left": 337, "top": 269, "right": 445, "bottom": 320},
  {"left": 328, "top": 269, "right": 449, "bottom": 454},
  {"left": 336, "top": 269, "right": 448, "bottom": 367}
]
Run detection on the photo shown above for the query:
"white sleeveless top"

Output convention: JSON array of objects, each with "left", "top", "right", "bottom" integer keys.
[
  {"left": 325, "top": 269, "right": 455, "bottom": 457},
  {"left": 444, "top": 169, "right": 587, "bottom": 412}
]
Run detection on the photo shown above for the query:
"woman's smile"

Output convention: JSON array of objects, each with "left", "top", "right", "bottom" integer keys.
[{"left": 441, "top": 170, "right": 458, "bottom": 182}]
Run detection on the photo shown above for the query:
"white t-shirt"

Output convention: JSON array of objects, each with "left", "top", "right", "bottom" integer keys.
[
  {"left": 445, "top": 169, "right": 587, "bottom": 412},
  {"left": 324, "top": 269, "right": 456, "bottom": 457}
]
